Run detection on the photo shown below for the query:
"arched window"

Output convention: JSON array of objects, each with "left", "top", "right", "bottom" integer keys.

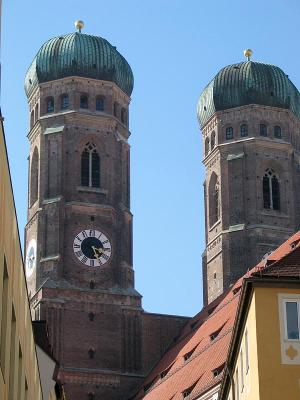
[
  {"left": 96, "top": 96, "right": 104, "bottom": 111},
  {"left": 30, "top": 110, "right": 34, "bottom": 129},
  {"left": 121, "top": 107, "right": 127, "bottom": 124},
  {"left": 205, "top": 138, "right": 210, "bottom": 156},
  {"left": 61, "top": 94, "right": 69, "bottom": 110},
  {"left": 30, "top": 147, "right": 39, "bottom": 206},
  {"left": 260, "top": 124, "right": 267, "bottom": 136},
  {"left": 209, "top": 173, "right": 220, "bottom": 226},
  {"left": 263, "top": 168, "right": 280, "bottom": 210},
  {"left": 240, "top": 124, "right": 248, "bottom": 137},
  {"left": 81, "top": 142, "right": 100, "bottom": 188},
  {"left": 80, "top": 94, "right": 88, "bottom": 109},
  {"left": 114, "top": 102, "right": 119, "bottom": 117},
  {"left": 35, "top": 103, "right": 39, "bottom": 122},
  {"left": 226, "top": 127, "right": 233, "bottom": 140},
  {"left": 46, "top": 97, "right": 54, "bottom": 113},
  {"left": 211, "top": 131, "right": 216, "bottom": 150},
  {"left": 274, "top": 125, "right": 282, "bottom": 139}
]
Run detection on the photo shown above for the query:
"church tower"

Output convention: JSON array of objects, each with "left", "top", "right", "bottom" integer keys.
[
  {"left": 198, "top": 50, "right": 300, "bottom": 305},
  {"left": 23, "top": 22, "right": 188, "bottom": 399}
]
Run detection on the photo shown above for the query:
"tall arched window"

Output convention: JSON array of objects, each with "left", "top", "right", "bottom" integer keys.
[
  {"left": 226, "top": 127, "right": 233, "bottom": 140},
  {"left": 209, "top": 173, "right": 220, "bottom": 226},
  {"left": 274, "top": 125, "right": 282, "bottom": 139},
  {"left": 81, "top": 142, "right": 100, "bottom": 188},
  {"left": 35, "top": 103, "right": 39, "bottom": 123},
  {"left": 211, "top": 131, "right": 216, "bottom": 150},
  {"left": 30, "top": 147, "right": 39, "bottom": 206},
  {"left": 96, "top": 96, "right": 104, "bottom": 111},
  {"left": 61, "top": 94, "right": 69, "bottom": 110},
  {"left": 80, "top": 94, "right": 89, "bottom": 109},
  {"left": 205, "top": 137, "right": 210, "bottom": 156},
  {"left": 260, "top": 124, "right": 267, "bottom": 136},
  {"left": 30, "top": 110, "right": 34, "bottom": 129},
  {"left": 114, "top": 102, "right": 119, "bottom": 117},
  {"left": 46, "top": 97, "right": 54, "bottom": 113},
  {"left": 121, "top": 108, "right": 127, "bottom": 124},
  {"left": 263, "top": 168, "right": 280, "bottom": 210},
  {"left": 240, "top": 124, "right": 248, "bottom": 137}
]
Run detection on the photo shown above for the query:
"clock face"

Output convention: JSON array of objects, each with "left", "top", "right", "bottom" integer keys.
[
  {"left": 73, "top": 229, "right": 112, "bottom": 267},
  {"left": 26, "top": 239, "right": 37, "bottom": 278}
]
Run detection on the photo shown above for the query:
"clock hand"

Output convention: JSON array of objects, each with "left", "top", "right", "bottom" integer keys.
[{"left": 92, "top": 246, "right": 104, "bottom": 260}]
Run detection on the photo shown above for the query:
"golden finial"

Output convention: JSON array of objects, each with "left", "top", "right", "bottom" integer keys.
[
  {"left": 75, "top": 20, "right": 84, "bottom": 33},
  {"left": 244, "top": 49, "right": 253, "bottom": 61}
]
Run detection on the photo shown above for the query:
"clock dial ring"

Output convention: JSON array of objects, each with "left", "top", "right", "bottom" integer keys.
[
  {"left": 26, "top": 239, "right": 37, "bottom": 278},
  {"left": 73, "top": 229, "right": 112, "bottom": 267}
]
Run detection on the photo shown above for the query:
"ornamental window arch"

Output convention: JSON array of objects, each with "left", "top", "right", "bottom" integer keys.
[
  {"left": 81, "top": 142, "right": 100, "bottom": 188},
  {"left": 208, "top": 172, "right": 220, "bottom": 227},
  {"left": 211, "top": 131, "right": 216, "bottom": 150},
  {"left": 205, "top": 137, "right": 210, "bottom": 156},
  {"left": 262, "top": 168, "right": 280, "bottom": 211},
  {"left": 30, "top": 147, "right": 39, "bottom": 206}
]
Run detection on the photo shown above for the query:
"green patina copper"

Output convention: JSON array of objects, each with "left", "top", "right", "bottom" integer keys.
[
  {"left": 25, "top": 32, "right": 134, "bottom": 97},
  {"left": 197, "top": 61, "right": 300, "bottom": 127}
]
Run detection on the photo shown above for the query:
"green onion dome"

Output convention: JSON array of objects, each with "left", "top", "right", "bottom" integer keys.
[
  {"left": 197, "top": 61, "right": 300, "bottom": 127},
  {"left": 25, "top": 32, "right": 134, "bottom": 97}
]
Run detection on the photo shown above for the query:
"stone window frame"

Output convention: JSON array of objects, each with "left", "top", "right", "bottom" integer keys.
[
  {"left": 205, "top": 137, "right": 210, "bottom": 156},
  {"left": 80, "top": 93, "right": 89, "bottom": 109},
  {"left": 208, "top": 172, "right": 220, "bottom": 227},
  {"left": 81, "top": 142, "right": 101, "bottom": 189},
  {"left": 259, "top": 123, "right": 268, "bottom": 137},
  {"left": 60, "top": 93, "right": 69, "bottom": 110},
  {"left": 46, "top": 96, "right": 54, "bottom": 113},
  {"left": 240, "top": 123, "right": 248, "bottom": 137},
  {"left": 211, "top": 131, "right": 216, "bottom": 150},
  {"left": 96, "top": 95, "right": 105, "bottom": 112},
  {"left": 274, "top": 125, "right": 282, "bottom": 139},
  {"left": 30, "top": 147, "right": 39, "bottom": 206},
  {"left": 262, "top": 168, "right": 280, "bottom": 211},
  {"left": 225, "top": 126, "right": 234, "bottom": 140}
]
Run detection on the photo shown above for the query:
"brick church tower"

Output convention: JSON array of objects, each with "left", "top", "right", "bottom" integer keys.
[
  {"left": 198, "top": 50, "right": 300, "bottom": 305},
  {"left": 24, "top": 22, "right": 188, "bottom": 399}
]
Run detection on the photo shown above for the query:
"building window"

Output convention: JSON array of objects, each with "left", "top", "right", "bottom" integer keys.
[
  {"left": 81, "top": 143, "right": 100, "bottom": 188},
  {"left": 245, "top": 329, "right": 249, "bottom": 373},
  {"left": 88, "top": 393, "right": 95, "bottom": 400},
  {"left": 260, "top": 123, "right": 267, "bottom": 136},
  {"left": 30, "top": 147, "right": 39, "bottom": 206},
  {"left": 263, "top": 168, "right": 280, "bottom": 210},
  {"left": 88, "top": 348, "right": 95, "bottom": 359},
  {"left": 205, "top": 137, "right": 210, "bottom": 156},
  {"left": 209, "top": 173, "right": 220, "bottom": 226},
  {"left": 30, "top": 110, "right": 34, "bottom": 129},
  {"left": 121, "top": 107, "right": 127, "bottom": 124},
  {"left": 226, "top": 127, "right": 233, "bottom": 140},
  {"left": 114, "top": 102, "right": 119, "bottom": 117},
  {"left": 80, "top": 94, "right": 89, "bottom": 109},
  {"left": 35, "top": 103, "right": 39, "bottom": 123},
  {"left": 274, "top": 125, "right": 282, "bottom": 139},
  {"left": 61, "top": 94, "right": 69, "bottom": 110},
  {"left": 46, "top": 97, "right": 54, "bottom": 113},
  {"left": 88, "top": 312, "right": 95, "bottom": 321},
  {"left": 96, "top": 96, "right": 104, "bottom": 111},
  {"left": 284, "top": 300, "right": 300, "bottom": 340},
  {"left": 211, "top": 131, "right": 216, "bottom": 150},
  {"left": 240, "top": 124, "right": 248, "bottom": 137}
]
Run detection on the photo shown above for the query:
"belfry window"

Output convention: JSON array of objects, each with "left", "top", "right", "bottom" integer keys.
[
  {"left": 81, "top": 142, "right": 100, "bottom": 188},
  {"left": 263, "top": 168, "right": 280, "bottom": 210},
  {"left": 46, "top": 97, "right": 54, "bottom": 113},
  {"left": 205, "top": 137, "right": 210, "bottom": 156},
  {"left": 226, "top": 127, "right": 233, "bottom": 140},
  {"left": 240, "top": 124, "right": 248, "bottom": 137},
  {"left": 30, "top": 110, "right": 34, "bottom": 128},
  {"left": 260, "top": 123, "right": 267, "bottom": 136},
  {"left": 211, "top": 131, "right": 216, "bottom": 150},
  {"left": 209, "top": 173, "right": 220, "bottom": 226},
  {"left": 35, "top": 103, "right": 39, "bottom": 123},
  {"left": 80, "top": 95, "right": 89, "bottom": 109},
  {"left": 61, "top": 94, "right": 69, "bottom": 110},
  {"left": 96, "top": 96, "right": 104, "bottom": 111},
  {"left": 274, "top": 125, "right": 282, "bottom": 139},
  {"left": 30, "top": 147, "right": 39, "bottom": 206},
  {"left": 121, "top": 107, "right": 127, "bottom": 124},
  {"left": 114, "top": 102, "right": 119, "bottom": 117}
]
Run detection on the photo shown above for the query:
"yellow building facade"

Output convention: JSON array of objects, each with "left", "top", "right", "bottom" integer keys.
[
  {"left": 221, "top": 240, "right": 300, "bottom": 400},
  {"left": 0, "top": 116, "right": 43, "bottom": 399}
]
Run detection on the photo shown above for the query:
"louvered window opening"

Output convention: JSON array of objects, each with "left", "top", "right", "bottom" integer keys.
[
  {"left": 46, "top": 97, "right": 54, "bottom": 113},
  {"left": 274, "top": 125, "right": 282, "bottom": 138},
  {"left": 80, "top": 95, "right": 89, "bottom": 109},
  {"left": 226, "top": 127, "right": 233, "bottom": 140},
  {"left": 260, "top": 123, "right": 267, "bottom": 136},
  {"left": 240, "top": 124, "right": 248, "bottom": 137},
  {"left": 61, "top": 94, "right": 69, "bottom": 110},
  {"left": 81, "top": 143, "right": 100, "bottom": 188},
  {"left": 263, "top": 168, "right": 280, "bottom": 210}
]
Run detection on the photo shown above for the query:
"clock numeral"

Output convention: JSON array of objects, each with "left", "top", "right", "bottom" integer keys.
[
  {"left": 101, "top": 253, "right": 109, "bottom": 261},
  {"left": 82, "top": 231, "right": 88, "bottom": 238},
  {"left": 73, "top": 244, "right": 80, "bottom": 248},
  {"left": 81, "top": 256, "right": 88, "bottom": 264},
  {"left": 102, "top": 239, "right": 109, "bottom": 244},
  {"left": 75, "top": 250, "right": 83, "bottom": 257},
  {"left": 89, "top": 230, "right": 95, "bottom": 237},
  {"left": 103, "top": 247, "right": 111, "bottom": 252},
  {"left": 89, "top": 259, "right": 95, "bottom": 267},
  {"left": 76, "top": 236, "right": 82, "bottom": 242}
]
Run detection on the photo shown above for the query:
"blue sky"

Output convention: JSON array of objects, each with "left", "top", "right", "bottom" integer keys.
[{"left": 2, "top": 0, "right": 300, "bottom": 316}]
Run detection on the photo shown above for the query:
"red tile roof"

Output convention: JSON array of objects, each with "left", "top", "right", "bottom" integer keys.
[{"left": 134, "top": 231, "right": 300, "bottom": 400}]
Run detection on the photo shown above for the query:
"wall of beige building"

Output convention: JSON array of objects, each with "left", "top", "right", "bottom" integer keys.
[{"left": 0, "top": 118, "right": 43, "bottom": 399}]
